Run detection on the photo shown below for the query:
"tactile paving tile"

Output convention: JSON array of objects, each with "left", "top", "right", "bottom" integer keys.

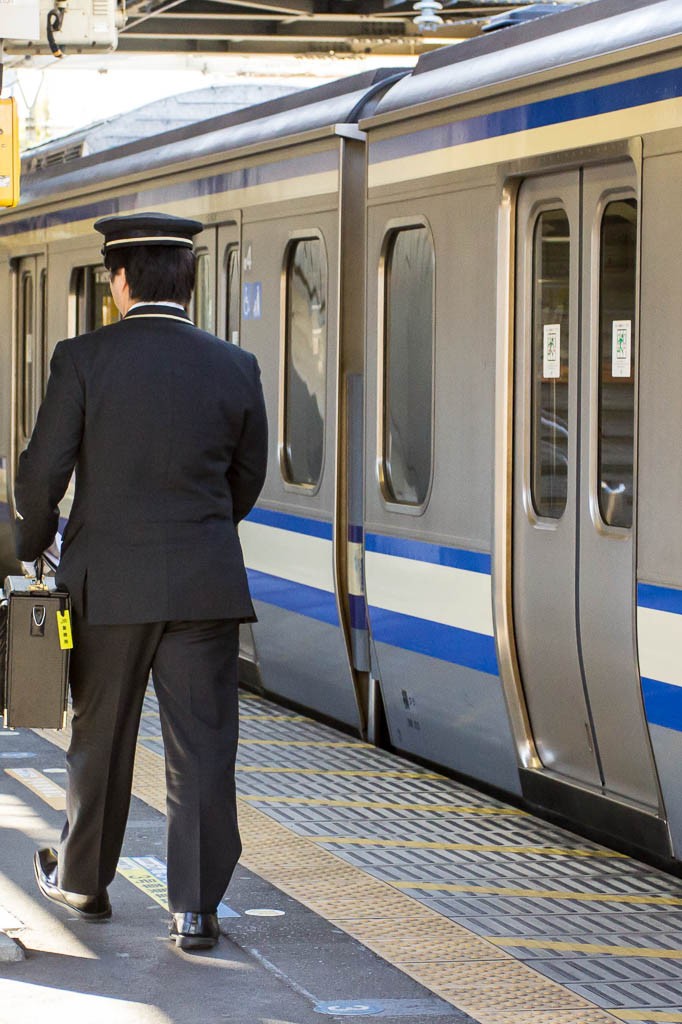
[
  {"left": 240, "top": 794, "right": 523, "bottom": 821},
  {"left": 306, "top": 843, "right": 630, "bottom": 886},
  {"left": 290, "top": 821, "right": 623, "bottom": 857},
  {"left": 573, "top": 980, "right": 682, "bottom": 1011},
  {"left": 454, "top": 911, "right": 682, "bottom": 942},
  {"left": 418, "top": 895, "right": 682, "bottom": 919},
  {"left": 236, "top": 755, "right": 512, "bottom": 807},
  {"left": 531, "top": 956, "right": 682, "bottom": 987},
  {"left": 391, "top": 873, "right": 680, "bottom": 900}
]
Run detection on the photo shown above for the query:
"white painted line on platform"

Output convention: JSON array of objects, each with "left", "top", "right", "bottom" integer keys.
[{"left": 5, "top": 768, "right": 66, "bottom": 810}]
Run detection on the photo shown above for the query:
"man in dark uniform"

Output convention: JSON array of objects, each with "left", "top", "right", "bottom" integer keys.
[{"left": 14, "top": 212, "right": 268, "bottom": 949}]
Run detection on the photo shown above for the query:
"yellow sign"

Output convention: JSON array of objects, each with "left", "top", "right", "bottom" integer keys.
[
  {"left": 0, "top": 100, "right": 20, "bottom": 208},
  {"left": 56, "top": 610, "right": 73, "bottom": 650}
]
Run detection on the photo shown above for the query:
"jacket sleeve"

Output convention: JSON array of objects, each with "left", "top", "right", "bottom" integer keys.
[
  {"left": 228, "top": 353, "right": 268, "bottom": 525},
  {"left": 14, "top": 340, "right": 85, "bottom": 561}
]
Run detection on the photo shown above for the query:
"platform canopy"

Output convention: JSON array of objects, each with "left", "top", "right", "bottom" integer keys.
[{"left": 114, "top": 0, "right": 587, "bottom": 57}]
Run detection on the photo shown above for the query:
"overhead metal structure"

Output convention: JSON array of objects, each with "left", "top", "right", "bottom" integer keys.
[{"left": 114, "top": 0, "right": 587, "bottom": 57}]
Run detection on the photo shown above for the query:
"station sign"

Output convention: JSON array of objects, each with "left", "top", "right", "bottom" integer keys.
[{"left": 0, "top": 100, "right": 21, "bottom": 208}]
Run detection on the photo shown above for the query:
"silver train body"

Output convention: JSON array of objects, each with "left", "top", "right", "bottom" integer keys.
[{"left": 2, "top": 0, "right": 682, "bottom": 865}]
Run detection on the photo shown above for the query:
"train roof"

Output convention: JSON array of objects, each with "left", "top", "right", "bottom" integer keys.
[
  {"left": 369, "top": 0, "right": 682, "bottom": 122},
  {"left": 17, "top": 68, "right": 405, "bottom": 207},
  {"left": 22, "top": 83, "right": 300, "bottom": 171}
]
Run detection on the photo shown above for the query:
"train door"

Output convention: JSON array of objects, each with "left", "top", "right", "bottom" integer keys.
[
  {"left": 13, "top": 255, "right": 47, "bottom": 462},
  {"left": 512, "top": 165, "right": 662, "bottom": 809}
]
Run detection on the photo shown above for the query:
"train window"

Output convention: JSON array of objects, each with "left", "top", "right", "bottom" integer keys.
[
  {"left": 382, "top": 225, "right": 434, "bottom": 506},
  {"left": 530, "top": 209, "right": 570, "bottom": 519},
  {"left": 283, "top": 237, "right": 327, "bottom": 487},
  {"left": 194, "top": 250, "right": 214, "bottom": 331},
  {"left": 225, "top": 246, "right": 240, "bottom": 345},
  {"left": 72, "top": 266, "right": 118, "bottom": 335},
  {"left": 597, "top": 198, "right": 637, "bottom": 529},
  {"left": 20, "top": 271, "right": 34, "bottom": 439}
]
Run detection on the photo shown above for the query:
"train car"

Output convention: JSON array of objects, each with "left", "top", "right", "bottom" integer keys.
[
  {"left": 0, "top": 69, "right": 404, "bottom": 736},
  {"left": 3, "top": 0, "right": 682, "bottom": 868},
  {"left": 359, "top": 0, "right": 682, "bottom": 862}
]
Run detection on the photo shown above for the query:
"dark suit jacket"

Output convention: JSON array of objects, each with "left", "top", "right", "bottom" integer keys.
[{"left": 14, "top": 304, "right": 268, "bottom": 625}]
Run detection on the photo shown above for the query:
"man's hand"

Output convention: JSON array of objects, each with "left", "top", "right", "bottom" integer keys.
[{"left": 20, "top": 533, "right": 61, "bottom": 580}]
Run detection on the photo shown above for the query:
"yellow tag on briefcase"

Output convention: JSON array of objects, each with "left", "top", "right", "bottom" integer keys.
[{"left": 56, "top": 610, "right": 73, "bottom": 650}]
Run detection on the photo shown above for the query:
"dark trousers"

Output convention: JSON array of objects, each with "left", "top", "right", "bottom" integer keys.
[{"left": 58, "top": 615, "right": 242, "bottom": 914}]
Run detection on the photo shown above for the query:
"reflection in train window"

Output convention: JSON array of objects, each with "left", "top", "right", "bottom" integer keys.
[
  {"left": 225, "top": 246, "right": 240, "bottom": 345},
  {"left": 72, "top": 266, "right": 119, "bottom": 335},
  {"left": 20, "top": 271, "right": 34, "bottom": 439},
  {"left": 531, "top": 209, "right": 570, "bottom": 519},
  {"left": 382, "top": 225, "right": 434, "bottom": 506},
  {"left": 598, "top": 198, "right": 637, "bottom": 529},
  {"left": 283, "top": 237, "right": 327, "bottom": 487},
  {"left": 194, "top": 250, "right": 213, "bottom": 331}
]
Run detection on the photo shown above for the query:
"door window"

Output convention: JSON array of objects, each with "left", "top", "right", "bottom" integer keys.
[
  {"left": 530, "top": 209, "right": 571, "bottom": 519},
  {"left": 282, "top": 237, "right": 327, "bottom": 487},
  {"left": 597, "top": 199, "right": 637, "bottom": 528},
  {"left": 381, "top": 225, "right": 434, "bottom": 506}
]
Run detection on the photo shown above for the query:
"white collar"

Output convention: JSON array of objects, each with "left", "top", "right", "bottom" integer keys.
[{"left": 127, "top": 301, "right": 186, "bottom": 312}]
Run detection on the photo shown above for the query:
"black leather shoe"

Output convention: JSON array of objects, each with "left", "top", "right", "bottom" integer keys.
[
  {"left": 33, "top": 848, "right": 112, "bottom": 921},
  {"left": 169, "top": 912, "right": 220, "bottom": 949}
]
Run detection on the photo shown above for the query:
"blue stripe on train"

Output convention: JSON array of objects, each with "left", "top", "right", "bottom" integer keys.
[
  {"left": 245, "top": 507, "right": 332, "bottom": 541},
  {"left": 247, "top": 568, "right": 339, "bottom": 627},
  {"left": 247, "top": 560, "right": 496, "bottom": 675},
  {"left": 0, "top": 149, "right": 339, "bottom": 239},
  {"left": 365, "top": 532, "right": 491, "bottom": 574},
  {"left": 638, "top": 582, "right": 682, "bottom": 735},
  {"left": 642, "top": 677, "right": 682, "bottom": 734},
  {"left": 369, "top": 604, "right": 498, "bottom": 676},
  {"left": 638, "top": 582, "right": 682, "bottom": 615},
  {"left": 371, "top": 65, "right": 682, "bottom": 165}
]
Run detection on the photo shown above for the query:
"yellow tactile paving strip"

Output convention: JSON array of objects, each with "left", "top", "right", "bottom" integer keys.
[
  {"left": 388, "top": 879, "right": 682, "bottom": 906},
  {"left": 32, "top": 710, "right": 630, "bottom": 1024}
]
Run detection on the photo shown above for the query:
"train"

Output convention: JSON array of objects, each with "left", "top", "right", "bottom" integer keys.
[{"left": 2, "top": 0, "right": 682, "bottom": 869}]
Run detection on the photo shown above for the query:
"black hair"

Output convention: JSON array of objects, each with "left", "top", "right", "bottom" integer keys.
[{"left": 104, "top": 244, "right": 196, "bottom": 306}]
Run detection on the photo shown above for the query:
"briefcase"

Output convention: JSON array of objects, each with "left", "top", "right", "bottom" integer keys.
[{"left": 2, "top": 576, "right": 72, "bottom": 730}]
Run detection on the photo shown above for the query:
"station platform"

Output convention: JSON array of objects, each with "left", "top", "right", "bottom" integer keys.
[{"left": 1, "top": 688, "right": 682, "bottom": 1024}]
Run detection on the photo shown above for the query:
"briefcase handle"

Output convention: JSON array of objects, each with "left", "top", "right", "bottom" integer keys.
[{"left": 27, "top": 557, "right": 49, "bottom": 594}]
